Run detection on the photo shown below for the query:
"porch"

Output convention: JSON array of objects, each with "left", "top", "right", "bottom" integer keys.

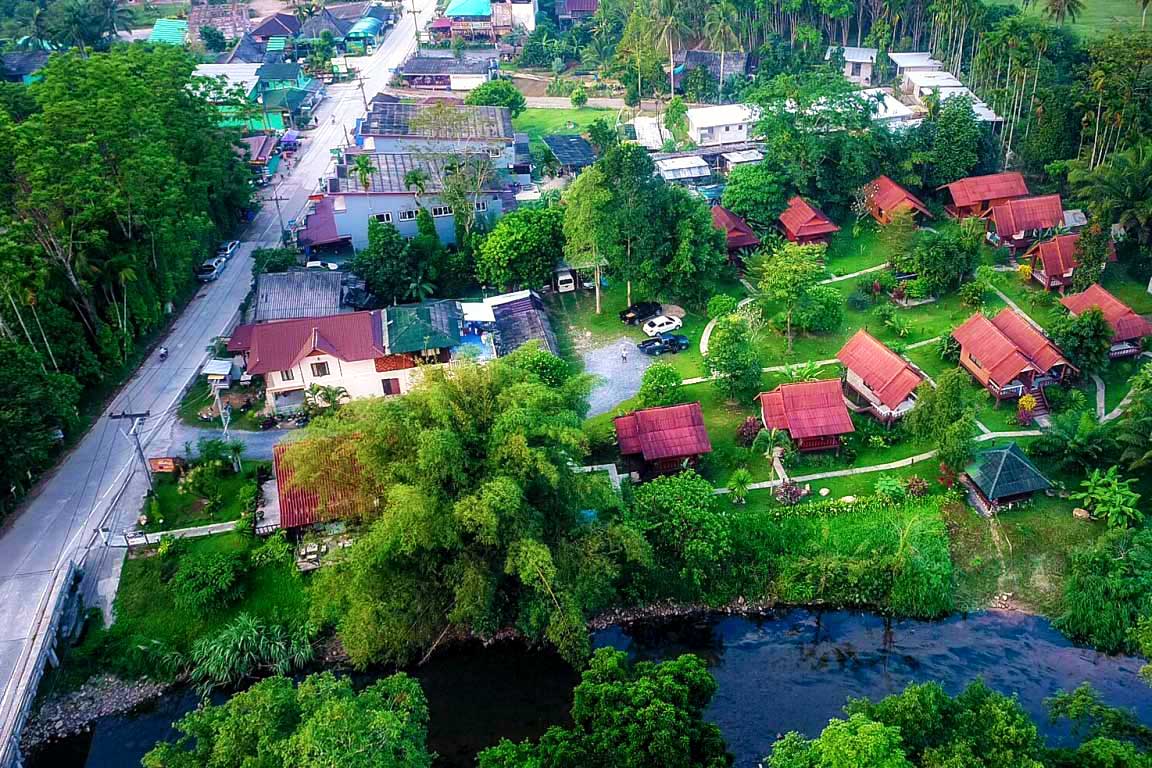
[
  {"left": 795, "top": 435, "right": 842, "bottom": 453},
  {"left": 1109, "top": 341, "right": 1142, "bottom": 359},
  {"left": 269, "top": 387, "right": 306, "bottom": 414}
]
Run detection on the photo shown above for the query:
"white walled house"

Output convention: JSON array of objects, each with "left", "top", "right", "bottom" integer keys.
[
  {"left": 826, "top": 46, "right": 877, "bottom": 86},
  {"left": 685, "top": 104, "right": 760, "bottom": 147},
  {"left": 227, "top": 302, "right": 464, "bottom": 413}
]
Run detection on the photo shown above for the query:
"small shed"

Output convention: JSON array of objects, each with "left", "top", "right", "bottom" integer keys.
[
  {"left": 273, "top": 443, "right": 369, "bottom": 530},
  {"left": 757, "top": 380, "right": 855, "bottom": 452},
  {"left": 778, "top": 196, "right": 839, "bottom": 244},
  {"left": 148, "top": 18, "right": 189, "bottom": 45},
  {"left": 721, "top": 149, "right": 762, "bottom": 173},
  {"left": 542, "top": 134, "right": 597, "bottom": 175},
  {"left": 614, "top": 402, "right": 712, "bottom": 474},
  {"left": 656, "top": 155, "right": 711, "bottom": 183},
  {"left": 965, "top": 442, "right": 1051, "bottom": 508},
  {"left": 864, "top": 176, "right": 932, "bottom": 224}
]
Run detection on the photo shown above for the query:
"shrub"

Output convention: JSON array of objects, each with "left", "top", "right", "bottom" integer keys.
[
  {"left": 904, "top": 278, "right": 931, "bottom": 300},
  {"left": 904, "top": 475, "right": 929, "bottom": 497},
  {"left": 251, "top": 530, "right": 293, "bottom": 566},
  {"left": 1071, "top": 466, "right": 1144, "bottom": 529},
  {"left": 637, "top": 362, "right": 683, "bottom": 407},
  {"left": 727, "top": 468, "right": 753, "bottom": 504},
  {"left": 846, "top": 289, "right": 873, "bottom": 311},
  {"left": 736, "top": 416, "right": 763, "bottom": 447},
  {"left": 937, "top": 334, "right": 961, "bottom": 362},
  {"left": 794, "top": 285, "right": 844, "bottom": 333},
  {"left": 872, "top": 303, "right": 895, "bottom": 324},
  {"left": 1056, "top": 528, "right": 1152, "bottom": 653},
  {"left": 959, "top": 279, "right": 987, "bottom": 308},
  {"left": 874, "top": 474, "right": 906, "bottom": 500},
  {"left": 170, "top": 550, "right": 247, "bottom": 613},
  {"left": 774, "top": 481, "right": 806, "bottom": 506},
  {"left": 189, "top": 613, "right": 313, "bottom": 692},
  {"left": 1017, "top": 263, "right": 1033, "bottom": 283},
  {"left": 569, "top": 84, "right": 588, "bottom": 107},
  {"left": 707, "top": 294, "right": 739, "bottom": 319}
]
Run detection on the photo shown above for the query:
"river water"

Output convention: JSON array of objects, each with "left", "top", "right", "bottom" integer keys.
[{"left": 30, "top": 610, "right": 1151, "bottom": 768}]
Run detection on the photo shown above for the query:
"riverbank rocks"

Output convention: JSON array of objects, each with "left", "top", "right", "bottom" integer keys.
[
  {"left": 587, "top": 598, "right": 777, "bottom": 631},
  {"left": 21, "top": 674, "right": 169, "bottom": 752}
]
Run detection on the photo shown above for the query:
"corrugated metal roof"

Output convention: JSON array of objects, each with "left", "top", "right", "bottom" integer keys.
[
  {"left": 942, "top": 172, "right": 1029, "bottom": 208},
  {"left": 383, "top": 300, "right": 463, "bottom": 354},
  {"left": 266, "top": 35, "right": 288, "bottom": 51},
  {"left": 757, "top": 380, "right": 854, "bottom": 440},
  {"left": 966, "top": 442, "right": 1051, "bottom": 501},
  {"left": 836, "top": 330, "right": 924, "bottom": 410},
  {"left": 254, "top": 270, "right": 347, "bottom": 322},
  {"left": 866, "top": 175, "right": 932, "bottom": 218},
  {"left": 229, "top": 310, "right": 385, "bottom": 374},
  {"left": 990, "top": 195, "right": 1063, "bottom": 235},
  {"left": 1061, "top": 284, "right": 1152, "bottom": 343},
  {"left": 347, "top": 16, "right": 384, "bottom": 37},
  {"left": 991, "top": 309, "right": 1067, "bottom": 374},
  {"left": 274, "top": 442, "right": 371, "bottom": 529},
  {"left": 711, "top": 206, "right": 760, "bottom": 250},
  {"left": 779, "top": 196, "right": 839, "bottom": 240},
  {"left": 614, "top": 403, "right": 712, "bottom": 461},
  {"left": 149, "top": 18, "right": 188, "bottom": 45},
  {"left": 445, "top": 0, "right": 492, "bottom": 17}
]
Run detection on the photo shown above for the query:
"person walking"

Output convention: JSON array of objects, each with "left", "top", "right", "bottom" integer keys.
[{"left": 620, "top": 343, "right": 629, "bottom": 364}]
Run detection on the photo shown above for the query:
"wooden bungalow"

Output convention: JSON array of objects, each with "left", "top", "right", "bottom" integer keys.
[
  {"left": 711, "top": 205, "right": 760, "bottom": 255},
  {"left": 863, "top": 175, "right": 932, "bottom": 225},
  {"left": 778, "top": 196, "right": 839, "bottom": 244},
  {"left": 965, "top": 442, "right": 1051, "bottom": 511},
  {"left": 952, "top": 308, "right": 1076, "bottom": 407},
  {"left": 988, "top": 194, "right": 1064, "bottom": 253},
  {"left": 757, "top": 380, "right": 855, "bottom": 452},
  {"left": 836, "top": 330, "right": 926, "bottom": 425},
  {"left": 1061, "top": 284, "right": 1152, "bottom": 359},
  {"left": 1026, "top": 233, "right": 1116, "bottom": 292},
  {"left": 614, "top": 402, "right": 712, "bottom": 475},
  {"left": 940, "top": 172, "right": 1029, "bottom": 219}
]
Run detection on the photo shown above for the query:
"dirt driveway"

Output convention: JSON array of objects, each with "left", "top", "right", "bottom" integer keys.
[{"left": 583, "top": 337, "right": 654, "bottom": 417}]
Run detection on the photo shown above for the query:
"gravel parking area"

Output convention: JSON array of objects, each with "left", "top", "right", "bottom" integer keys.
[{"left": 584, "top": 336, "right": 654, "bottom": 417}]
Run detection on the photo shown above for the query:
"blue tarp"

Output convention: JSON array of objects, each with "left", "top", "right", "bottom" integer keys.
[{"left": 347, "top": 16, "right": 384, "bottom": 38}]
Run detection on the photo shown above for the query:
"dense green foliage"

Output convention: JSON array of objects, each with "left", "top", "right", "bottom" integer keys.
[
  {"left": 1057, "top": 528, "right": 1152, "bottom": 654},
  {"left": 705, "top": 313, "right": 762, "bottom": 400},
  {"left": 1051, "top": 307, "right": 1114, "bottom": 374},
  {"left": 465, "top": 79, "right": 528, "bottom": 117},
  {"left": 143, "top": 672, "right": 433, "bottom": 768},
  {"left": 476, "top": 204, "right": 566, "bottom": 290},
  {"left": 637, "top": 361, "right": 683, "bottom": 407},
  {"left": 0, "top": 46, "right": 250, "bottom": 516},
  {"left": 477, "top": 648, "right": 731, "bottom": 768}
]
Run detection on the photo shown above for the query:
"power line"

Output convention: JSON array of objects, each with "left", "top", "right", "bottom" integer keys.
[{"left": 108, "top": 411, "right": 153, "bottom": 492}]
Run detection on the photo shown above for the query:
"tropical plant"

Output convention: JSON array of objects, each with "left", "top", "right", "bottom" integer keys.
[
  {"left": 304, "top": 383, "right": 349, "bottom": 412},
  {"left": 189, "top": 613, "right": 314, "bottom": 692},
  {"left": 1031, "top": 409, "right": 1119, "bottom": 474},
  {"left": 637, "top": 362, "right": 682, "bottom": 407},
  {"left": 1071, "top": 466, "right": 1144, "bottom": 529},
  {"left": 1071, "top": 142, "right": 1152, "bottom": 247},
  {"left": 727, "top": 468, "right": 753, "bottom": 504},
  {"left": 874, "top": 475, "right": 907, "bottom": 501},
  {"left": 707, "top": 294, "right": 739, "bottom": 319},
  {"left": 705, "top": 314, "right": 762, "bottom": 401},
  {"left": 170, "top": 550, "right": 247, "bottom": 613},
  {"left": 784, "top": 360, "right": 822, "bottom": 382}
]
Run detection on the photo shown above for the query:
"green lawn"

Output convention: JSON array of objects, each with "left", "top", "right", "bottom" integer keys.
[
  {"left": 905, "top": 343, "right": 954, "bottom": 379},
  {"left": 1101, "top": 261, "right": 1152, "bottom": 315},
  {"left": 114, "top": 533, "right": 309, "bottom": 655},
  {"left": 822, "top": 224, "right": 890, "bottom": 279},
  {"left": 144, "top": 461, "right": 268, "bottom": 532},
  {"left": 987, "top": 0, "right": 1142, "bottom": 36},
  {"left": 1094, "top": 356, "right": 1143, "bottom": 413},
  {"left": 178, "top": 381, "right": 267, "bottom": 431},
  {"left": 512, "top": 107, "right": 615, "bottom": 152},
  {"left": 995, "top": 275, "right": 1065, "bottom": 330}
]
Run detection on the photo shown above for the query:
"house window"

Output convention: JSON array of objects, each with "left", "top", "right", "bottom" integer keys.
[
  {"left": 280, "top": 369, "right": 295, "bottom": 382},
  {"left": 968, "top": 354, "right": 981, "bottom": 369},
  {"left": 431, "top": 205, "right": 454, "bottom": 217},
  {"left": 381, "top": 378, "right": 401, "bottom": 395},
  {"left": 474, "top": 200, "right": 488, "bottom": 212},
  {"left": 851, "top": 62, "right": 862, "bottom": 76},
  {"left": 311, "top": 361, "right": 330, "bottom": 377},
  {"left": 375, "top": 212, "right": 393, "bottom": 223},
  {"left": 487, "top": 147, "right": 503, "bottom": 158},
  {"left": 724, "top": 125, "right": 731, "bottom": 132},
  {"left": 397, "top": 209, "right": 418, "bottom": 221}
]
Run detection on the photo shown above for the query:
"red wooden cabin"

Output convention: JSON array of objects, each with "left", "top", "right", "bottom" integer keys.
[
  {"left": 863, "top": 175, "right": 932, "bottom": 224},
  {"left": 757, "top": 380, "right": 855, "bottom": 452},
  {"left": 952, "top": 309, "right": 1076, "bottom": 406},
  {"left": 1061, "top": 284, "right": 1152, "bottom": 359},
  {"left": 778, "top": 196, "right": 839, "bottom": 244},
  {"left": 614, "top": 402, "right": 713, "bottom": 474},
  {"left": 940, "top": 172, "right": 1029, "bottom": 219}
]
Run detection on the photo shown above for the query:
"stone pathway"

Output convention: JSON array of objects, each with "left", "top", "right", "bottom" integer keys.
[
  {"left": 1091, "top": 374, "right": 1107, "bottom": 419},
  {"left": 819, "top": 262, "right": 889, "bottom": 284},
  {"left": 993, "top": 287, "right": 1046, "bottom": 331}
]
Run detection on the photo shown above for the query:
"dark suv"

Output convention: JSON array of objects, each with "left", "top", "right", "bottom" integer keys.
[
  {"left": 637, "top": 333, "right": 690, "bottom": 356},
  {"left": 619, "top": 302, "right": 662, "bottom": 325}
]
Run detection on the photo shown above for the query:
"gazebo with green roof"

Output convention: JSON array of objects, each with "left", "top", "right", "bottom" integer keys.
[
  {"left": 965, "top": 442, "right": 1052, "bottom": 509},
  {"left": 148, "top": 19, "right": 188, "bottom": 46}
]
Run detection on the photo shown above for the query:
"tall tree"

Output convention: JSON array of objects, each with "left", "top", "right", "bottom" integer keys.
[
  {"left": 563, "top": 166, "right": 615, "bottom": 314},
  {"left": 756, "top": 242, "right": 824, "bottom": 353},
  {"left": 704, "top": 0, "right": 740, "bottom": 104},
  {"left": 475, "top": 204, "right": 565, "bottom": 290},
  {"left": 1072, "top": 142, "right": 1152, "bottom": 248},
  {"left": 1070, "top": 221, "right": 1111, "bottom": 292}
]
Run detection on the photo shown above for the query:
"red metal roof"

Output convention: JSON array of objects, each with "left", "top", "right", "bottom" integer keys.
[
  {"left": 941, "top": 172, "right": 1029, "bottom": 208},
  {"left": 757, "top": 380, "right": 854, "bottom": 440},
  {"left": 836, "top": 330, "right": 925, "bottom": 410},
  {"left": 778, "top": 196, "right": 840, "bottom": 240},
  {"left": 614, "top": 402, "right": 712, "bottom": 461},
  {"left": 953, "top": 313, "right": 1032, "bottom": 384},
  {"left": 711, "top": 205, "right": 761, "bottom": 250},
  {"left": 866, "top": 176, "right": 932, "bottom": 218},
  {"left": 1029, "top": 234, "right": 1079, "bottom": 280},
  {"left": 990, "top": 194, "right": 1063, "bottom": 235},
  {"left": 1061, "top": 284, "right": 1152, "bottom": 343},
  {"left": 991, "top": 309, "right": 1067, "bottom": 374},
  {"left": 229, "top": 311, "right": 385, "bottom": 374},
  {"left": 274, "top": 442, "right": 369, "bottom": 529},
  {"left": 564, "top": 0, "right": 599, "bottom": 11}
]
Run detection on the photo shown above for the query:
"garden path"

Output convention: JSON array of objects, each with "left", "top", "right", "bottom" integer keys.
[
  {"left": 584, "top": 337, "right": 654, "bottom": 416},
  {"left": 819, "top": 263, "right": 890, "bottom": 284},
  {"left": 1091, "top": 374, "right": 1107, "bottom": 419}
]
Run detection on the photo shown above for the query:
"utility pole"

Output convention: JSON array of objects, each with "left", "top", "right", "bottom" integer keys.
[
  {"left": 213, "top": 388, "right": 232, "bottom": 439},
  {"left": 412, "top": 0, "right": 420, "bottom": 53},
  {"left": 265, "top": 193, "right": 289, "bottom": 245},
  {"left": 109, "top": 410, "right": 152, "bottom": 491},
  {"left": 357, "top": 76, "right": 369, "bottom": 111}
]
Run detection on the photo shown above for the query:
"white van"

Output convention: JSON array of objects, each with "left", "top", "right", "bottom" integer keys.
[{"left": 554, "top": 266, "right": 576, "bottom": 293}]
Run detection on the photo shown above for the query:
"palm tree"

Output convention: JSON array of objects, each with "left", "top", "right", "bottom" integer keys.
[
  {"left": 93, "top": 0, "right": 132, "bottom": 41},
  {"left": 305, "top": 383, "right": 349, "bottom": 410},
  {"left": 1071, "top": 142, "right": 1152, "bottom": 246},
  {"left": 19, "top": 0, "right": 51, "bottom": 51},
  {"left": 403, "top": 168, "right": 429, "bottom": 203},
  {"left": 1044, "top": 0, "right": 1084, "bottom": 25},
  {"left": 580, "top": 29, "right": 616, "bottom": 79},
  {"left": 353, "top": 154, "right": 376, "bottom": 214},
  {"left": 655, "top": 0, "right": 689, "bottom": 97},
  {"left": 49, "top": 0, "right": 99, "bottom": 56},
  {"left": 704, "top": 0, "right": 740, "bottom": 104}
]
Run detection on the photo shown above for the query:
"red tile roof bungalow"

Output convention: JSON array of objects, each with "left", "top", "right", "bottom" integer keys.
[
  {"left": 1061, "top": 284, "right": 1152, "bottom": 359},
  {"left": 952, "top": 308, "right": 1076, "bottom": 404},
  {"left": 778, "top": 196, "right": 840, "bottom": 244},
  {"left": 988, "top": 194, "right": 1064, "bottom": 252},
  {"left": 836, "top": 330, "right": 926, "bottom": 425},
  {"left": 940, "top": 172, "right": 1030, "bottom": 219},
  {"left": 273, "top": 442, "right": 371, "bottom": 530},
  {"left": 711, "top": 205, "right": 761, "bottom": 253},
  {"left": 614, "top": 402, "right": 713, "bottom": 474},
  {"left": 1025, "top": 233, "right": 1116, "bottom": 292},
  {"left": 863, "top": 175, "right": 932, "bottom": 224},
  {"left": 757, "top": 379, "right": 855, "bottom": 452}
]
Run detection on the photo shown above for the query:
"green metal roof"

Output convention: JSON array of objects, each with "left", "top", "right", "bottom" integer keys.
[
  {"left": 262, "top": 88, "right": 309, "bottom": 111},
  {"left": 149, "top": 19, "right": 188, "bottom": 45},
  {"left": 384, "top": 301, "right": 463, "bottom": 354},
  {"left": 266, "top": 36, "right": 288, "bottom": 51},
  {"left": 966, "top": 442, "right": 1052, "bottom": 501},
  {"left": 347, "top": 16, "right": 384, "bottom": 37},
  {"left": 444, "top": 0, "right": 492, "bottom": 17}
]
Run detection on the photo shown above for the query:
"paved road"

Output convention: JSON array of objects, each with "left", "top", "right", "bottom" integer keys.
[{"left": 0, "top": 2, "right": 439, "bottom": 750}]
